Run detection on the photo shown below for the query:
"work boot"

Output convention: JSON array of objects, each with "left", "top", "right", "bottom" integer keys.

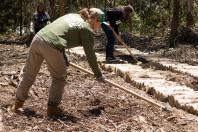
[
  {"left": 12, "top": 100, "right": 24, "bottom": 113},
  {"left": 47, "top": 105, "right": 64, "bottom": 116},
  {"left": 106, "top": 57, "right": 120, "bottom": 62}
]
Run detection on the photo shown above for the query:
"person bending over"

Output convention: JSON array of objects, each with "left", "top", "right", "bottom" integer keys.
[
  {"left": 12, "top": 8, "right": 105, "bottom": 116},
  {"left": 101, "top": 5, "right": 134, "bottom": 62}
]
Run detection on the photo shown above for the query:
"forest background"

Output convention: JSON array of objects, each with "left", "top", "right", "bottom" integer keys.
[{"left": 0, "top": 0, "right": 198, "bottom": 47}]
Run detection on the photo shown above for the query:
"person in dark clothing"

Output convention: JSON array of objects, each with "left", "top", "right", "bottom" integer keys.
[
  {"left": 101, "top": 5, "right": 134, "bottom": 62},
  {"left": 32, "top": 2, "right": 50, "bottom": 34}
]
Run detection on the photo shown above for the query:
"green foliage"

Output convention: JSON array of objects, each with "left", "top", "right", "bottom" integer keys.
[
  {"left": 131, "top": 0, "right": 169, "bottom": 34},
  {"left": 0, "top": 0, "right": 21, "bottom": 33},
  {"left": 0, "top": 0, "right": 198, "bottom": 35}
]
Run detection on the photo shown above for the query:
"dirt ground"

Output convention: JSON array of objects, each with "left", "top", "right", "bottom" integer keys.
[{"left": 0, "top": 35, "right": 198, "bottom": 131}]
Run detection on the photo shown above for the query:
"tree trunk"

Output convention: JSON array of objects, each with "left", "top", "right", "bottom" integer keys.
[
  {"left": 169, "top": 0, "right": 180, "bottom": 48},
  {"left": 20, "top": 0, "right": 23, "bottom": 36},
  {"left": 113, "top": 0, "right": 116, "bottom": 7},
  {"left": 60, "top": 0, "right": 65, "bottom": 16},
  {"left": 88, "top": 0, "right": 90, "bottom": 8},
  {"left": 107, "top": 0, "right": 114, "bottom": 8},
  {"left": 186, "top": 0, "right": 194, "bottom": 28},
  {"left": 50, "top": 0, "right": 56, "bottom": 21},
  {"left": 127, "top": 0, "right": 133, "bottom": 5}
]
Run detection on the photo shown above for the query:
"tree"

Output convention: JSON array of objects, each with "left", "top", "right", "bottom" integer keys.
[
  {"left": 50, "top": 0, "right": 56, "bottom": 21},
  {"left": 107, "top": 0, "right": 116, "bottom": 7},
  {"left": 0, "top": 0, "right": 197, "bottom": 38},
  {"left": 60, "top": 0, "right": 65, "bottom": 16},
  {"left": 186, "top": 0, "right": 194, "bottom": 28},
  {"left": 0, "top": 0, "right": 20, "bottom": 33},
  {"left": 169, "top": 0, "right": 180, "bottom": 48}
]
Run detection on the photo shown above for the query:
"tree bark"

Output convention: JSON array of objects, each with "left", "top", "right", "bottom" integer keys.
[
  {"left": 169, "top": 0, "right": 180, "bottom": 48},
  {"left": 50, "top": 0, "right": 56, "bottom": 21},
  {"left": 113, "top": 0, "right": 116, "bottom": 7},
  {"left": 105, "top": 0, "right": 107, "bottom": 9},
  {"left": 107, "top": 0, "right": 114, "bottom": 7},
  {"left": 127, "top": 0, "right": 133, "bottom": 5},
  {"left": 186, "top": 0, "right": 194, "bottom": 28},
  {"left": 60, "top": 0, "right": 65, "bottom": 16},
  {"left": 20, "top": 0, "right": 23, "bottom": 36}
]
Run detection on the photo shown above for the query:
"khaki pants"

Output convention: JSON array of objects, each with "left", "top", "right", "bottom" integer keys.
[{"left": 16, "top": 35, "right": 67, "bottom": 106}]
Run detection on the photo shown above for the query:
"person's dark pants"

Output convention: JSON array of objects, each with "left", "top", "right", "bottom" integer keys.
[{"left": 101, "top": 23, "right": 115, "bottom": 58}]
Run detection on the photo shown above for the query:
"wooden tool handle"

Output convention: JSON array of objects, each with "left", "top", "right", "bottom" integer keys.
[
  {"left": 107, "top": 25, "right": 138, "bottom": 63},
  {"left": 70, "top": 62, "right": 166, "bottom": 110}
]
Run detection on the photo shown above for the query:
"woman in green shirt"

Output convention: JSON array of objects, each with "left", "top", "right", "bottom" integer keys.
[{"left": 12, "top": 8, "right": 105, "bottom": 116}]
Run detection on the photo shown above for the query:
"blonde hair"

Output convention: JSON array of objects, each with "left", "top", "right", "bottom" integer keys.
[
  {"left": 79, "top": 8, "right": 90, "bottom": 20},
  {"left": 79, "top": 8, "right": 104, "bottom": 21}
]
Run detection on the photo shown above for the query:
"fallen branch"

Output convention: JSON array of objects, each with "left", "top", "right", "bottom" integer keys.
[{"left": 4, "top": 76, "right": 18, "bottom": 88}]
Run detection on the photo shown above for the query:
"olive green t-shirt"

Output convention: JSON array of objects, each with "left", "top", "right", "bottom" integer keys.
[{"left": 37, "top": 14, "right": 102, "bottom": 78}]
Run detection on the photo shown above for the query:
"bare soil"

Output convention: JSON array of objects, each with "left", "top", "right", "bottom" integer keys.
[{"left": 0, "top": 35, "right": 198, "bottom": 131}]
